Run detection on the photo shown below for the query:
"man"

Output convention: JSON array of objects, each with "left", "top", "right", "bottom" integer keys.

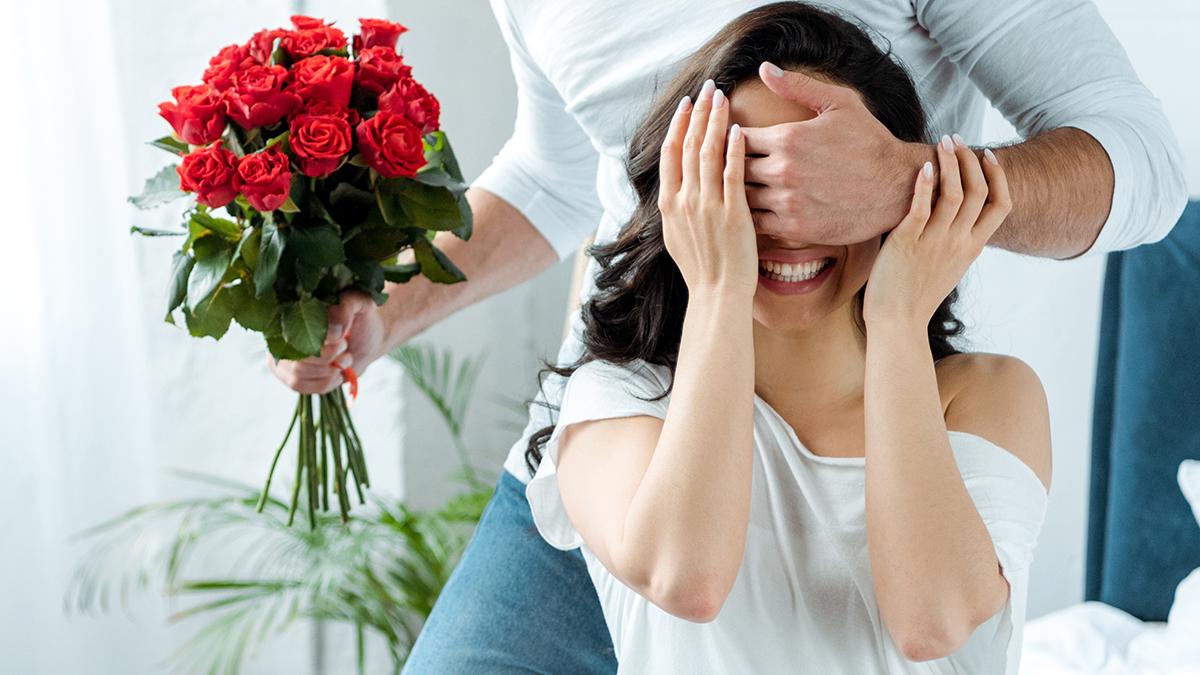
[{"left": 271, "top": 0, "right": 1187, "bottom": 672}]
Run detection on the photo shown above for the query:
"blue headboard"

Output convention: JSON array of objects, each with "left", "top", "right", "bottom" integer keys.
[{"left": 1086, "top": 199, "right": 1200, "bottom": 621}]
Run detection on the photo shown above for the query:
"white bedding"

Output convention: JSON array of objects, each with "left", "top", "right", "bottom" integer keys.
[{"left": 1020, "top": 461, "right": 1200, "bottom": 675}]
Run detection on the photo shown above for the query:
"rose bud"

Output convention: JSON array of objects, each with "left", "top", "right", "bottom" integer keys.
[
  {"left": 158, "top": 84, "right": 227, "bottom": 146},
  {"left": 202, "top": 43, "right": 255, "bottom": 91},
  {"left": 281, "top": 24, "right": 347, "bottom": 60},
  {"left": 290, "top": 15, "right": 329, "bottom": 30},
  {"left": 177, "top": 142, "right": 238, "bottom": 208},
  {"left": 289, "top": 113, "right": 352, "bottom": 178},
  {"left": 234, "top": 149, "right": 292, "bottom": 212},
  {"left": 353, "top": 18, "right": 408, "bottom": 52},
  {"left": 288, "top": 55, "right": 355, "bottom": 108},
  {"left": 224, "top": 65, "right": 302, "bottom": 129},
  {"left": 354, "top": 47, "right": 412, "bottom": 99},
  {"left": 355, "top": 111, "right": 427, "bottom": 179},
  {"left": 246, "top": 27, "right": 287, "bottom": 65},
  {"left": 379, "top": 77, "right": 441, "bottom": 134}
]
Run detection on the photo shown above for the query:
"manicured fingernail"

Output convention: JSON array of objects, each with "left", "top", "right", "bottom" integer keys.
[
  {"left": 335, "top": 354, "right": 353, "bottom": 369},
  {"left": 940, "top": 135, "right": 953, "bottom": 151},
  {"left": 699, "top": 79, "right": 715, "bottom": 99},
  {"left": 984, "top": 148, "right": 999, "bottom": 165},
  {"left": 730, "top": 123, "right": 742, "bottom": 142},
  {"left": 677, "top": 95, "right": 691, "bottom": 112},
  {"left": 952, "top": 133, "right": 966, "bottom": 147},
  {"left": 923, "top": 161, "right": 934, "bottom": 178},
  {"left": 712, "top": 88, "right": 726, "bottom": 108},
  {"left": 327, "top": 324, "right": 343, "bottom": 341},
  {"left": 763, "top": 61, "right": 784, "bottom": 78}
]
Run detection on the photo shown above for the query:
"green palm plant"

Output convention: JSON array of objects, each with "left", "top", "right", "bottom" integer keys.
[{"left": 66, "top": 345, "right": 497, "bottom": 675}]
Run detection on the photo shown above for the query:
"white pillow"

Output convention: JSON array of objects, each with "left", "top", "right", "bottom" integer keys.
[
  {"left": 1165, "top": 460, "right": 1200, "bottom": 638},
  {"left": 1126, "top": 460, "right": 1200, "bottom": 670},
  {"left": 1180, "top": 460, "right": 1200, "bottom": 528}
]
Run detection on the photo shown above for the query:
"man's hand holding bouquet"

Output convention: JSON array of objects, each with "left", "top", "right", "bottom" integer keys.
[{"left": 130, "top": 15, "right": 471, "bottom": 526}]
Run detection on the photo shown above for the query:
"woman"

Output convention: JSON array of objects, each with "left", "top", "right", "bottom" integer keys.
[{"left": 523, "top": 3, "right": 1051, "bottom": 673}]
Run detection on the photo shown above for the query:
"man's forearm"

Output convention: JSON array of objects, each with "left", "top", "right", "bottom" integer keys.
[
  {"left": 990, "top": 127, "right": 1113, "bottom": 258},
  {"left": 901, "top": 128, "right": 1113, "bottom": 259},
  {"left": 378, "top": 187, "right": 559, "bottom": 349}
]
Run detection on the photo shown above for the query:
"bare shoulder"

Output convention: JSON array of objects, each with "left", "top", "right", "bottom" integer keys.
[{"left": 935, "top": 353, "right": 1052, "bottom": 490}]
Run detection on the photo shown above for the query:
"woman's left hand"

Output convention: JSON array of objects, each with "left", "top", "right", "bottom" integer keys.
[{"left": 863, "top": 135, "right": 1011, "bottom": 328}]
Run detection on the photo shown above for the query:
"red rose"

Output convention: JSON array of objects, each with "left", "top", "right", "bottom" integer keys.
[
  {"left": 288, "top": 55, "right": 354, "bottom": 108},
  {"left": 355, "top": 111, "right": 426, "bottom": 179},
  {"left": 290, "top": 15, "right": 328, "bottom": 30},
  {"left": 234, "top": 149, "right": 292, "bottom": 212},
  {"left": 379, "top": 77, "right": 440, "bottom": 133},
  {"left": 202, "top": 43, "right": 255, "bottom": 91},
  {"left": 224, "top": 65, "right": 301, "bottom": 129},
  {"left": 281, "top": 25, "right": 347, "bottom": 60},
  {"left": 177, "top": 142, "right": 238, "bottom": 208},
  {"left": 293, "top": 98, "right": 360, "bottom": 126},
  {"left": 353, "top": 18, "right": 408, "bottom": 52},
  {"left": 246, "top": 27, "right": 287, "bottom": 64},
  {"left": 159, "top": 84, "right": 227, "bottom": 146},
  {"left": 289, "top": 113, "right": 352, "bottom": 178},
  {"left": 354, "top": 47, "right": 412, "bottom": 98}
]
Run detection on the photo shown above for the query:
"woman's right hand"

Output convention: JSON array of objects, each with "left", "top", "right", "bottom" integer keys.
[{"left": 658, "top": 79, "right": 759, "bottom": 299}]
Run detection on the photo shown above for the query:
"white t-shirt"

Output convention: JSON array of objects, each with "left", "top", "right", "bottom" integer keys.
[
  {"left": 474, "top": 0, "right": 1187, "bottom": 484},
  {"left": 526, "top": 360, "right": 1049, "bottom": 674}
]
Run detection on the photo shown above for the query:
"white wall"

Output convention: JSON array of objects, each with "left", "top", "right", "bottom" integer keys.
[{"left": 964, "top": 0, "right": 1199, "bottom": 618}]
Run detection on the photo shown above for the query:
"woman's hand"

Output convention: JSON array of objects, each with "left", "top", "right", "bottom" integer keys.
[
  {"left": 658, "top": 80, "right": 758, "bottom": 299},
  {"left": 864, "top": 135, "right": 1011, "bottom": 327}
]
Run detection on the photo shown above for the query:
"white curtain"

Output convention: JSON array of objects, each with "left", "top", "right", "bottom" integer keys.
[{"left": 0, "top": 1, "right": 389, "bottom": 673}]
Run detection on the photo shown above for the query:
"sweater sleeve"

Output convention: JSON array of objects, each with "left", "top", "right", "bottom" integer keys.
[
  {"left": 475, "top": 0, "right": 604, "bottom": 259},
  {"left": 915, "top": 0, "right": 1188, "bottom": 255}
]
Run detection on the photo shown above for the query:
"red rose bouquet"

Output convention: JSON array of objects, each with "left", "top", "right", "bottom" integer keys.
[{"left": 130, "top": 15, "right": 470, "bottom": 527}]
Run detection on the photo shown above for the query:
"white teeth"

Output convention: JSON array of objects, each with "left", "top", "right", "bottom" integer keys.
[{"left": 758, "top": 258, "right": 831, "bottom": 283}]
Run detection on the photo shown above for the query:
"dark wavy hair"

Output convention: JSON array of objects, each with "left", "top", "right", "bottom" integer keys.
[{"left": 525, "top": 2, "right": 963, "bottom": 473}]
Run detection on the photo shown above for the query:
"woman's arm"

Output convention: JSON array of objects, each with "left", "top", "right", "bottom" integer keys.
[
  {"left": 862, "top": 138, "right": 1049, "bottom": 661},
  {"left": 556, "top": 82, "right": 759, "bottom": 622}
]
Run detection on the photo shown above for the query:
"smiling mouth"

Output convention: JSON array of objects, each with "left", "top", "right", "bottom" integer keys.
[{"left": 758, "top": 257, "right": 834, "bottom": 283}]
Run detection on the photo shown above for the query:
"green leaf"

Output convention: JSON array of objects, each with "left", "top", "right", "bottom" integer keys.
[
  {"left": 191, "top": 212, "right": 242, "bottom": 242},
  {"left": 412, "top": 238, "right": 465, "bottom": 284},
  {"left": 165, "top": 251, "right": 195, "bottom": 321},
  {"left": 375, "top": 182, "right": 410, "bottom": 227},
  {"left": 281, "top": 298, "right": 327, "bottom": 357},
  {"left": 230, "top": 282, "right": 278, "bottom": 334},
  {"left": 184, "top": 286, "right": 236, "bottom": 339},
  {"left": 294, "top": 258, "right": 321, "bottom": 292},
  {"left": 129, "top": 165, "right": 186, "bottom": 210},
  {"left": 381, "top": 262, "right": 421, "bottom": 283},
  {"left": 236, "top": 227, "right": 261, "bottom": 270},
  {"left": 379, "top": 178, "right": 463, "bottom": 232},
  {"left": 149, "top": 135, "right": 189, "bottom": 155},
  {"left": 278, "top": 196, "right": 300, "bottom": 214},
  {"left": 343, "top": 226, "right": 419, "bottom": 261},
  {"left": 265, "top": 335, "right": 308, "bottom": 361},
  {"left": 289, "top": 226, "right": 345, "bottom": 267},
  {"left": 255, "top": 221, "right": 284, "bottom": 297},
  {"left": 347, "top": 153, "right": 368, "bottom": 168},
  {"left": 423, "top": 131, "right": 465, "bottom": 183},
  {"left": 452, "top": 193, "right": 473, "bottom": 241},
  {"left": 130, "top": 225, "right": 186, "bottom": 237},
  {"left": 187, "top": 238, "right": 233, "bottom": 309}
]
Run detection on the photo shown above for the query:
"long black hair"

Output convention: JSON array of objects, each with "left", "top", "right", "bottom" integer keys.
[{"left": 525, "top": 2, "right": 963, "bottom": 474}]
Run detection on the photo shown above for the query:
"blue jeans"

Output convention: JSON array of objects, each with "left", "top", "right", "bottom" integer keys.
[{"left": 402, "top": 469, "right": 618, "bottom": 674}]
